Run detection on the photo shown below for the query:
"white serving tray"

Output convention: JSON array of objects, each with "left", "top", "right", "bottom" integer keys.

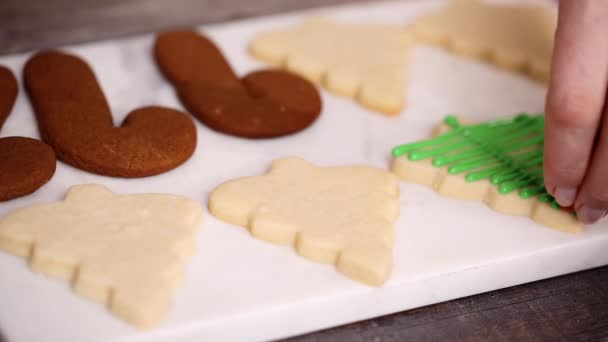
[{"left": 1, "top": 1, "right": 604, "bottom": 341}]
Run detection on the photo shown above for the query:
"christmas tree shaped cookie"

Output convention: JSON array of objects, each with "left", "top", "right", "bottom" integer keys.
[
  {"left": 0, "top": 184, "right": 203, "bottom": 328},
  {"left": 391, "top": 114, "right": 581, "bottom": 233},
  {"left": 209, "top": 157, "right": 400, "bottom": 286},
  {"left": 411, "top": 0, "right": 556, "bottom": 82},
  {"left": 250, "top": 17, "right": 413, "bottom": 115}
]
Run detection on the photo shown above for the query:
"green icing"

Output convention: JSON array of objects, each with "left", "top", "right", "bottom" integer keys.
[{"left": 392, "top": 113, "right": 565, "bottom": 211}]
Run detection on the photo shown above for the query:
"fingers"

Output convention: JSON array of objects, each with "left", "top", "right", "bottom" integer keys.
[
  {"left": 576, "top": 101, "right": 608, "bottom": 223},
  {"left": 544, "top": 0, "right": 608, "bottom": 208}
]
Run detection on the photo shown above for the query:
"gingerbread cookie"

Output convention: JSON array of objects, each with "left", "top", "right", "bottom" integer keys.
[
  {"left": 154, "top": 30, "right": 322, "bottom": 138},
  {"left": 411, "top": 0, "right": 556, "bottom": 82},
  {"left": 0, "top": 184, "right": 203, "bottom": 328},
  {"left": 24, "top": 51, "right": 197, "bottom": 178},
  {"left": 209, "top": 157, "right": 400, "bottom": 286},
  {"left": 391, "top": 114, "right": 581, "bottom": 233},
  {"left": 0, "top": 66, "right": 17, "bottom": 128},
  {"left": 250, "top": 17, "right": 413, "bottom": 115},
  {"left": 0, "top": 66, "right": 56, "bottom": 201}
]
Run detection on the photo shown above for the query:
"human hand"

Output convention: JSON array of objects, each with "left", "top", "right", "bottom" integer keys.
[{"left": 544, "top": 0, "right": 608, "bottom": 224}]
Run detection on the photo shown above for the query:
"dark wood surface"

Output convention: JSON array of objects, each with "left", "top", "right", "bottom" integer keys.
[
  {"left": 1, "top": 0, "right": 607, "bottom": 341},
  {"left": 287, "top": 267, "right": 608, "bottom": 341}
]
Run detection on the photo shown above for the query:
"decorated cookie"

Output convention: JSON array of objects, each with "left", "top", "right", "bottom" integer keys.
[
  {"left": 209, "top": 157, "right": 400, "bottom": 286},
  {"left": 0, "top": 184, "right": 203, "bottom": 328},
  {"left": 24, "top": 51, "right": 197, "bottom": 178},
  {"left": 0, "top": 66, "right": 56, "bottom": 201},
  {"left": 154, "top": 30, "right": 322, "bottom": 138},
  {"left": 250, "top": 17, "right": 412, "bottom": 115},
  {"left": 391, "top": 114, "right": 581, "bottom": 233},
  {"left": 411, "top": 0, "right": 556, "bottom": 82}
]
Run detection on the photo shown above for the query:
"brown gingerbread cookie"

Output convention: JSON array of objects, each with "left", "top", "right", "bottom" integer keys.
[
  {"left": 0, "top": 67, "right": 17, "bottom": 128},
  {"left": 0, "top": 66, "right": 56, "bottom": 201},
  {"left": 24, "top": 51, "right": 197, "bottom": 178},
  {"left": 154, "top": 30, "right": 322, "bottom": 139}
]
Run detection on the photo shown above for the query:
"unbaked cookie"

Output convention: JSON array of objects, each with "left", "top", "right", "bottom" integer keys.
[
  {"left": 411, "top": 0, "right": 556, "bottom": 82},
  {"left": 0, "top": 184, "right": 203, "bottom": 328},
  {"left": 209, "top": 157, "right": 400, "bottom": 286},
  {"left": 250, "top": 17, "right": 413, "bottom": 115},
  {"left": 391, "top": 114, "right": 581, "bottom": 233}
]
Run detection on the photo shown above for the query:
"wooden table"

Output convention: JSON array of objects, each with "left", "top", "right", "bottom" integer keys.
[{"left": 1, "top": 0, "right": 607, "bottom": 341}]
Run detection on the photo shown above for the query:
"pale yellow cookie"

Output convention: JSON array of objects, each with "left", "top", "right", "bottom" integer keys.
[
  {"left": 391, "top": 118, "right": 582, "bottom": 233},
  {"left": 0, "top": 184, "right": 203, "bottom": 328},
  {"left": 531, "top": 201, "right": 581, "bottom": 233},
  {"left": 411, "top": 0, "right": 556, "bottom": 82},
  {"left": 250, "top": 17, "right": 413, "bottom": 115},
  {"left": 209, "top": 157, "right": 400, "bottom": 286}
]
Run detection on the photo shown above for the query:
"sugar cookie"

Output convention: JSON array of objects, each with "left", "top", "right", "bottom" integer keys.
[
  {"left": 0, "top": 184, "right": 203, "bottom": 328},
  {"left": 209, "top": 157, "right": 400, "bottom": 286},
  {"left": 391, "top": 114, "right": 581, "bottom": 233},
  {"left": 250, "top": 17, "right": 412, "bottom": 115},
  {"left": 411, "top": 0, "right": 556, "bottom": 82}
]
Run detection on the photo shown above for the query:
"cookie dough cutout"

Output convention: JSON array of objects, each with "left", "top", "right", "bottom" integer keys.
[
  {"left": 0, "top": 66, "right": 56, "bottom": 201},
  {"left": 250, "top": 17, "right": 413, "bottom": 115},
  {"left": 154, "top": 30, "right": 321, "bottom": 138},
  {"left": 411, "top": 0, "right": 556, "bottom": 82},
  {"left": 209, "top": 157, "right": 400, "bottom": 286},
  {"left": 391, "top": 116, "right": 581, "bottom": 233},
  {"left": 24, "top": 51, "right": 197, "bottom": 178},
  {"left": 0, "top": 184, "right": 203, "bottom": 328}
]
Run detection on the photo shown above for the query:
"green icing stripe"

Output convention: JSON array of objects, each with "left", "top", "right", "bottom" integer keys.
[{"left": 391, "top": 113, "right": 568, "bottom": 212}]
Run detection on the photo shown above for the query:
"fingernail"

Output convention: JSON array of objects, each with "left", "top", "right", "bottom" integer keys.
[
  {"left": 578, "top": 207, "right": 607, "bottom": 224},
  {"left": 554, "top": 187, "right": 577, "bottom": 207}
]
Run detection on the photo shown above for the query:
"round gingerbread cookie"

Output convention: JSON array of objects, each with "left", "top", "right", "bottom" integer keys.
[
  {"left": 0, "top": 66, "right": 56, "bottom": 201},
  {"left": 0, "top": 137, "right": 56, "bottom": 201}
]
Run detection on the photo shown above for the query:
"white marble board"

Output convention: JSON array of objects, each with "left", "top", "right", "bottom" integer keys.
[{"left": 1, "top": 0, "right": 606, "bottom": 341}]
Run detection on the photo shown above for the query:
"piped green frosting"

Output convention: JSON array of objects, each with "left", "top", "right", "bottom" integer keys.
[{"left": 392, "top": 113, "right": 564, "bottom": 211}]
